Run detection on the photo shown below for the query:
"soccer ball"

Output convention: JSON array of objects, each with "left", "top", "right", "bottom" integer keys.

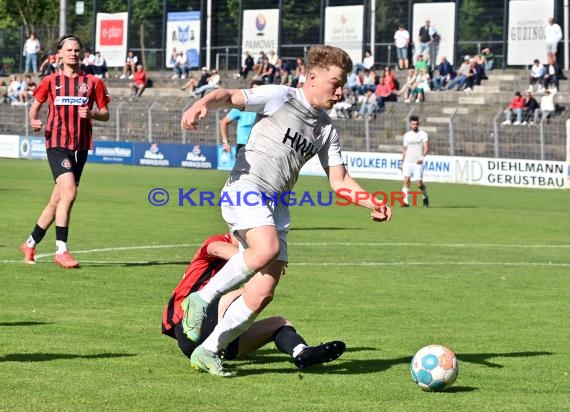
[{"left": 410, "top": 345, "right": 459, "bottom": 391}]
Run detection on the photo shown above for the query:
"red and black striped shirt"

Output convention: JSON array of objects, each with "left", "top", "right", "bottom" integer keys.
[
  {"left": 34, "top": 71, "right": 110, "bottom": 150},
  {"left": 161, "top": 234, "right": 232, "bottom": 337}
]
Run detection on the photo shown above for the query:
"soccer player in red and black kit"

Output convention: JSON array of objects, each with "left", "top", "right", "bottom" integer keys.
[
  {"left": 162, "top": 233, "right": 345, "bottom": 376},
  {"left": 20, "top": 34, "right": 110, "bottom": 268}
]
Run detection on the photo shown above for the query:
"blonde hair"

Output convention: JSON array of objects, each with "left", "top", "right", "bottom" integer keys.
[{"left": 305, "top": 45, "right": 353, "bottom": 75}]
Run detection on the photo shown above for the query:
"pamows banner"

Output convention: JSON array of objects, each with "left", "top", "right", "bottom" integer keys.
[
  {"left": 412, "top": 2, "right": 456, "bottom": 65},
  {"left": 324, "top": 5, "right": 364, "bottom": 66},
  {"left": 96, "top": 12, "right": 128, "bottom": 67},
  {"left": 242, "top": 9, "right": 280, "bottom": 56},
  {"left": 508, "top": 0, "right": 554, "bottom": 65},
  {"left": 166, "top": 11, "right": 201, "bottom": 69}
]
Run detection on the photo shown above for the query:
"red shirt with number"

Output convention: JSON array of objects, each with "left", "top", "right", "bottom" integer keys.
[{"left": 33, "top": 71, "right": 110, "bottom": 151}]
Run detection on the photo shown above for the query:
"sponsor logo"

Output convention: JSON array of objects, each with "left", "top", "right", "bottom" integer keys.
[
  {"left": 61, "top": 159, "right": 72, "bottom": 169},
  {"left": 141, "top": 143, "right": 169, "bottom": 166},
  {"left": 55, "top": 85, "right": 63, "bottom": 90},
  {"left": 100, "top": 19, "right": 124, "bottom": 46},
  {"left": 181, "top": 145, "right": 212, "bottom": 169},
  {"left": 177, "top": 25, "right": 190, "bottom": 43},
  {"left": 77, "top": 83, "right": 89, "bottom": 94},
  {"left": 255, "top": 14, "right": 266, "bottom": 34},
  {"left": 54, "top": 96, "right": 89, "bottom": 106}
]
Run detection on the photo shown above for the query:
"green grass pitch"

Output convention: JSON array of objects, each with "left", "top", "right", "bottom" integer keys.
[{"left": 1, "top": 158, "right": 569, "bottom": 411}]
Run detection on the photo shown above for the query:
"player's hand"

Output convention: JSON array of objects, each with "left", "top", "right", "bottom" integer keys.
[
  {"left": 223, "top": 142, "right": 231, "bottom": 152},
  {"left": 371, "top": 204, "right": 392, "bottom": 222},
  {"left": 181, "top": 101, "right": 208, "bottom": 130},
  {"left": 417, "top": 159, "right": 424, "bottom": 165},
  {"left": 78, "top": 106, "right": 90, "bottom": 119},
  {"left": 30, "top": 119, "right": 43, "bottom": 132}
]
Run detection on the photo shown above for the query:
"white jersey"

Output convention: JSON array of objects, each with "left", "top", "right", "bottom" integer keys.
[
  {"left": 230, "top": 85, "right": 344, "bottom": 193},
  {"left": 403, "top": 129, "right": 429, "bottom": 163}
]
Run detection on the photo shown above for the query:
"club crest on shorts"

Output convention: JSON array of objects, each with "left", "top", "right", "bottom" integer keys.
[
  {"left": 61, "top": 159, "right": 72, "bottom": 169},
  {"left": 77, "top": 82, "right": 89, "bottom": 94}
]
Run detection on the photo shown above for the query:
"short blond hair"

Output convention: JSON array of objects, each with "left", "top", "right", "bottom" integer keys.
[{"left": 305, "top": 45, "right": 353, "bottom": 76}]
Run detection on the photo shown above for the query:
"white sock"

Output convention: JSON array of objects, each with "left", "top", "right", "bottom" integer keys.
[
  {"left": 26, "top": 236, "right": 36, "bottom": 248},
  {"left": 201, "top": 296, "right": 257, "bottom": 353},
  {"left": 402, "top": 187, "right": 409, "bottom": 204},
  {"left": 292, "top": 344, "right": 308, "bottom": 358},
  {"left": 197, "top": 251, "right": 254, "bottom": 303},
  {"left": 55, "top": 241, "right": 67, "bottom": 255}
]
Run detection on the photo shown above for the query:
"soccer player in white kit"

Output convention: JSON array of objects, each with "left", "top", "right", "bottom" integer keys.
[
  {"left": 401, "top": 116, "right": 429, "bottom": 207},
  {"left": 180, "top": 45, "right": 392, "bottom": 376}
]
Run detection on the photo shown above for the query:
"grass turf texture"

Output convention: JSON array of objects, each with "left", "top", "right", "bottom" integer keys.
[{"left": 0, "top": 158, "right": 569, "bottom": 411}]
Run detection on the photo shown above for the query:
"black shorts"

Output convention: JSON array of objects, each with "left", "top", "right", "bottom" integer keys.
[
  {"left": 174, "top": 296, "right": 240, "bottom": 360},
  {"left": 47, "top": 148, "right": 88, "bottom": 185}
]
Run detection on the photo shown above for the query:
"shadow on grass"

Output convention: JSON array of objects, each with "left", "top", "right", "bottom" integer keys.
[
  {"left": 0, "top": 321, "right": 52, "bottom": 327},
  {"left": 290, "top": 227, "right": 363, "bottom": 231},
  {"left": 0, "top": 353, "right": 137, "bottom": 362},
  {"left": 82, "top": 260, "right": 188, "bottom": 268},
  {"left": 233, "top": 349, "right": 553, "bottom": 376}
]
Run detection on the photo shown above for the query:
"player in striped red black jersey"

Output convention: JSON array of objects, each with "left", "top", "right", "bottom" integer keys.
[
  {"left": 162, "top": 233, "right": 345, "bottom": 375},
  {"left": 21, "top": 34, "right": 110, "bottom": 268}
]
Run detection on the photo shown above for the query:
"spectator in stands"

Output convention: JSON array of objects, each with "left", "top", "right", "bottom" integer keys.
[
  {"left": 536, "top": 88, "right": 557, "bottom": 123},
  {"left": 446, "top": 56, "right": 472, "bottom": 91},
  {"left": 0, "top": 80, "right": 8, "bottom": 103},
  {"left": 394, "top": 24, "right": 410, "bottom": 70},
  {"left": 129, "top": 64, "right": 147, "bottom": 98},
  {"left": 259, "top": 58, "right": 276, "bottom": 84},
  {"left": 173, "top": 51, "right": 189, "bottom": 79},
  {"left": 181, "top": 67, "right": 209, "bottom": 95},
  {"left": 93, "top": 51, "right": 108, "bottom": 79},
  {"left": 382, "top": 67, "right": 397, "bottom": 90},
  {"left": 120, "top": 50, "right": 138, "bottom": 79},
  {"left": 522, "top": 90, "right": 539, "bottom": 125},
  {"left": 295, "top": 64, "right": 306, "bottom": 88},
  {"left": 191, "top": 68, "right": 221, "bottom": 98},
  {"left": 236, "top": 51, "right": 254, "bottom": 80},
  {"left": 354, "top": 89, "right": 376, "bottom": 120},
  {"left": 291, "top": 56, "right": 305, "bottom": 87},
  {"left": 409, "top": 68, "right": 430, "bottom": 103},
  {"left": 19, "top": 75, "right": 36, "bottom": 105},
  {"left": 362, "top": 50, "right": 375, "bottom": 70},
  {"left": 277, "top": 59, "right": 292, "bottom": 86},
  {"left": 331, "top": 89, "right": 355, "bottom": 119},
  {"left": 417, "top": 19, "right": 435, "bottom": 60},
  {"left": 81, "top": 50, "right": 95, "bottom": 75},
  {"left": 23, "top": 32, "right": 41, "bottom": 74},
  {"left": 431, "top": 55, "right": 454, "bottom": 90},
  {"left": 361, "top": 69, "right": 377, "bottom": 94},
  {"left": 414, "top": 54, "right": 429, "bottom": 74},
  {"left": 528, "top": 59, "right": 545, "bottom": 93},
  {"left": 7, "top": 75, "right": 21, "bottom": 104},
  {"left": 267, "top": 50, "right": 278, "bottom": 66},
  {"left": 375, "top": 76, "right": 398, "bottom": 111},
  {"left": 39, "top": 51, "right": 59, "bottom": 77},
  {"left": 502, "top": 91, "right": 525, "bottom": 125},
  {"left": 479, "top": 48, "right": 495, "bottom": 72},
  {"left": 543, "top": 56, "right": 561, "bottom": 92},
  {"left": 252, "top": 51, "right": 266, "bottom": 79},
  {"left": 400, "top": 69, "right": 417, "bottom": 101},
  {"left": 545, "top": 17, "right": 563, "bottom": 63},
  {"left": 463, "top": 58, "right": 483, "bottom": 93}
]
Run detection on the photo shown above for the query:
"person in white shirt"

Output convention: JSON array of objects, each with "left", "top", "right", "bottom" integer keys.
[
  {"left": 528, "top": 59, "right": 545, "bottom": 93},
  {"left": 535, "top": 88, "right": 557, "bottom": 123},
  {"left": 545, "top": 17, "right": 563, "bottom": 63},
  {"left": 23, "top": 32, "right": 41, "bottom": 74},
  {"left": 362, "top": 50, "right": 374, "bottom": 70},
  {"left": 401, "top": 116, "right": 429, "bottom": 207},
  {"left": 120, "top": 50, "right": 138, "bottom": 79},
  {"left": 394, "top": 24, "right": 411, "bottom": 70},
  {"left": 179, "top": 45, "right": 392, "bottom": 376}
]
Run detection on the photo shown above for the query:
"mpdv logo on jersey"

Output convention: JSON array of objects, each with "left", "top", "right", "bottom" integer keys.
[{"left": 54, "top": 96, "right": 89, "bottom": 105}]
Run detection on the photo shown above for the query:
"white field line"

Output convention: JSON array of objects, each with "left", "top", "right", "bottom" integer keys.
[{"left": 1, "top": 242, "right": 569, "bottom": 266}]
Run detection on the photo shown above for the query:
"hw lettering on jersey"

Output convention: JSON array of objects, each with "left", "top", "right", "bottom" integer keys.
[
  {"left": 282, "top": 128, "right": 318, "bottom": 160},
  {"left": 54, "top": 96, "right": 89, "bottom": 106}
]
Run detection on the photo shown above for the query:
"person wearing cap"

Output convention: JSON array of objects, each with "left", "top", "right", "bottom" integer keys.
[
  {"left": 446, "top": 56, "right": 472, "bottom": 91},
  {"left": 536, "top": 88, "right": 557, "bottom": 123}
]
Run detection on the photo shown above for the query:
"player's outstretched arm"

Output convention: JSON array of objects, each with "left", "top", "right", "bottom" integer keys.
[
  {"left": 326, "top": 164, "right": 392, "bottom": 222},
  {"left": 181, "top": 88, "right": 246, "bottom": 131}
]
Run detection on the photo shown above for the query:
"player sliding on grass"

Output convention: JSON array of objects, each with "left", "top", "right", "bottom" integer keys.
[
  {"left": 180, "top": 45, "right": 391, "bottom": 376},
  {"left": 20, "top": 34, "right": 110, "bottom": 268},
  {"left": 162, "top": 233, "right": 345, "bottom": 375}
]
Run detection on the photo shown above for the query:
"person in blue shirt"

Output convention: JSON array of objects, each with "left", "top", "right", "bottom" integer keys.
[{"left": 219, "top": 80, "right": 263, "bottom": 153}]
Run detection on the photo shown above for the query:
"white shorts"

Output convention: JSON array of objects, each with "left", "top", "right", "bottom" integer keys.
[
  {"left": 220, "top": 180, "right": 290, "bottom": 262},
  {"left": 546, "top": 42, "right": 558, "bottom": 54},
  {"left": 402, "top": 161, "right": 424, "bottom": 181}
]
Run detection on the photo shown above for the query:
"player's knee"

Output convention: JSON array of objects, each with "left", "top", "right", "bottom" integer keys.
[
  {"left": 247, "top": 244, "right": 280, "bottom": 270},
  {"left": 250, "top": 291, "right": 274, "bottom": 312}
]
